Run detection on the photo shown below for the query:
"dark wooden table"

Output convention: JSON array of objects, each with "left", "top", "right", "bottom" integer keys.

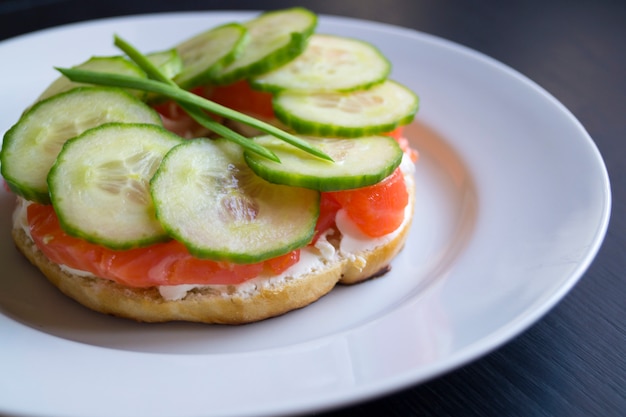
[{"left": 1, "top": 1, "right": 624, "bottom": 416}]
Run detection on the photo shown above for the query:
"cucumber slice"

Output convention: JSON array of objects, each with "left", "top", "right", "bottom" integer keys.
[
  {"left": 273, "top": 80, "right": 419, "bottom": 137},
  {"left": 36, "top": 56, "right": 146, "bottom": 102},
  {"left": 0, "top": 87, "right": 163, "bottom": 204},
  {"left": 251, "top": 34, "right": 391, "bottom": 93},
  {"left": 210, "top": 7, "right": 317, "bottom": 85},
  {"left": 48, "top": 123, "right": 183, "bottom": 250},
  {"left": 173, "top": 23, "right": 248, "bottom": 90},
  {"left": 151, "top": 138, "right": 319, "bottom": 264},
  {"left": 146, "top": 48, "right": 183, "bottom": 80},
  {"left": 244, "top": 134, "right": 403, "bottom": 191},
  {"left": 144, "top": 48, "right": 184, "bottom": 103}
]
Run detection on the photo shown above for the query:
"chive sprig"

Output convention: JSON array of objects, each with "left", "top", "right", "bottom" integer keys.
[{"left": 56, "top": 35, "right": 334, "bottom": 163}]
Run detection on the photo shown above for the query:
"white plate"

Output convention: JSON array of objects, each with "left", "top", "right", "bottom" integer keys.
[{"left": 0, "top": 11, "right": 611, "bottom": 417}]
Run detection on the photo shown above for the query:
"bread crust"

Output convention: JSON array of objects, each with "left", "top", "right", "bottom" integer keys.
[{"left": 11, "top": 176, "right": 414, "bottom": 324}]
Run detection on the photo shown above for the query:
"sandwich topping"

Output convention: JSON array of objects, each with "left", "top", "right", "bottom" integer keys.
[
  {"left": 2, "top": 7, "right": 420, "bottom": 305},
  {"left": 13, "top": 152, "right": 414, "bottom": 301}
]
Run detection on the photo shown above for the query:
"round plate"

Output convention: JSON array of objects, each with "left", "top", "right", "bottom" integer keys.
[{"left": 0, "top": 11, "right": 611, "bottom": 417}]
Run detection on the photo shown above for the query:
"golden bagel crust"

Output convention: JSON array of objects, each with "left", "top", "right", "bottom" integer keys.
[{"left": 11, "top": 175, "right": 414, "bottom": 324}]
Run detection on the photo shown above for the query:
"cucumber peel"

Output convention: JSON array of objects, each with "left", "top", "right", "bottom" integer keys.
[
  {"left": 173, "top": 22, "right": 249, "bottom": 89},
  {"left": 273, "top": 80, "right": 419, "bottom": 137},
  {"left": 210, "top": 7, "right": 317, "bottom": 85},
  {"left": 151, "top": 138, "right": 320, "bottom": 264},
  {"left": 48, "top": 123, "right": 183, "bottom": 250},
  {"left": 244, "top": 134, "right": 404, "bottom": 191},
  {"left": 57, "top": 66, "right": 333, "bottom": 162},
  {"left": 36, "top": 55, "right": 147, "bottom": 102},
  {"left": 251, "top": 34, "right": 390, "bottom": 93},
  {"left": 0, "top": 86, "right": 163, "bottom": 204}
]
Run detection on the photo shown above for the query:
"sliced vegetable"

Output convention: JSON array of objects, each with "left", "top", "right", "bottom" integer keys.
[
  {"left": 150, "top": 138, "right": 320, "bottom": 264},
  {"left": 146, "top": 48, "right": 183, "bottom": 80},
  {"left": 143, "top": 48, "right": 184, "bottom": 103},
  {"left": 210, "top": 7, "right": 317, "bottom": 85},
  {"left": 0, "top": 86, "right": 163, "bottom": 204},
  {"left": 57, "top": 66, "right": 333, "bottom": 161},
  {"left": 386, "top": 126, "right": 419, "bottom": 162},
  {"left": 251, "top": 34, "right": 390, "bottom": 93},
  {"left": 114, "top": 35, "right": 279, "bottom": 162},
  {"left": 244, "top": 134, "right": 403, "bottom": 191},
  {"left": 36, "top": 55, "right": 146, "bottom": 102},
  {"left": 273, "top": 79, "right": 419, "bottom": 137},
  {"left": 173, "top": 22, "right": 248, "bottom": 89},
  {"left": 48, "top": 123, "right": 182, "bottom": 249}
]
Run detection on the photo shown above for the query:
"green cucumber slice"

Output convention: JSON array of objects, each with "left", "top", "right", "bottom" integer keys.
[
  {"left": 210, "top": 7, "right": 317, "bottom": 85},
  {"left": 36, "top": 56, "right": 146, "bottom": 102},
  {"left": 143, "top": 48, "right": 184, "bottom": 103},
  {"left": 251, "top": 34, "right": 390, "bottom": 93},
  {"left": 48, "top": 123, "right": 183, "bottom": 250},
  {"left": 0, "top": 86, "right": 163, "bottom": 204},
  {"left": 173, "top": 23, "right": 248, "bottom": 89},
  {"left": 147, "top": 48, "right": 183, "bottom": 80},
  {"left": 151, "top": 138, "right": 319, "bottom": 264},
  {"left": 272, "top": 80, "right": 419, "bottom": 137},
  {"left": 244, "top": 134, "right": 403, "bottom": 191}
]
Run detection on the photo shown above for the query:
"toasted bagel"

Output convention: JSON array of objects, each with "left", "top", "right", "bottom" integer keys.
[{"left": 11, "top": 173, "right": 414, "bottom": 324}]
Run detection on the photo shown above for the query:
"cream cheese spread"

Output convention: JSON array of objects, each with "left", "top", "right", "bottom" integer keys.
[{"left": 14, "top": 197, "right": 32, "bottom": 240}]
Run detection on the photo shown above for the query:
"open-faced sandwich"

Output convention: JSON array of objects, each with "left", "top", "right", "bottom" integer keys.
[{"left": 0, "top": 8, "right": 419, "bottom": 324}]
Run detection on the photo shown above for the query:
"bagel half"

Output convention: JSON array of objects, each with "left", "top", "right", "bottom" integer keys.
[{"left": 11, "top": 172, "right": 415, "bottom": 324}]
